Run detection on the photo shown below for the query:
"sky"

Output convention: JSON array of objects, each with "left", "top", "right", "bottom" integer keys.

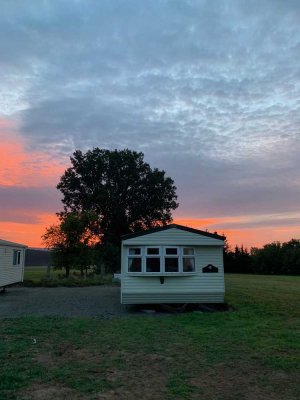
[{"left": 1, "top": 0, "right": 300, "bottom": 249}]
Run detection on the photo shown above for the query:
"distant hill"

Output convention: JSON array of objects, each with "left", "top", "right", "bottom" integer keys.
[{"left": 25, "top": 248, "right": 52, "bottom": 267}]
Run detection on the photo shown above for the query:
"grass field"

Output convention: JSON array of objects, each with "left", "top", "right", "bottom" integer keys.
[
  {"left": 24, "top": 267, "right": 62, "bottom": 282},
  {"left": 1, "top": 274, "right": 299, "bottom": 400},
  {"left": 24, "top": 267, "right": 113, "bottom": 286}
]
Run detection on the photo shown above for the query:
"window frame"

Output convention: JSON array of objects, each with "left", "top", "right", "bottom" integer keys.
[
  {"left": 13, "top": 250, "right": 21, "bottom": 266},
  {"left": 145, "top": 246, "right": 161, "bottom": 273},
  {"left": 127, "top": 247, "right": 143, "bottom": 273},
  {"left": 164, "top": 246, "right": 180, "bottom": 273},
  {"left": 126, "top": 245, "right": 196, "bottom": 275},
  {"left": 182, "top": 247, "right": 196, "bottom": 273}
]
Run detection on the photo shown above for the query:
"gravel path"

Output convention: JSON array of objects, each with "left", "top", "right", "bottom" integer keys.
[{"left": 0, "top": 286, "right": 131, "bottom": 318}]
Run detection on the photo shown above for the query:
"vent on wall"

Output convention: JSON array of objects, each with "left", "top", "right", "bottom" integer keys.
[{"left": 202, "top": 264, "right": 218, "bottom": 273}]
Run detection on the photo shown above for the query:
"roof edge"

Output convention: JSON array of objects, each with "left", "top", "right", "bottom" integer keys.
[
  {"left": 121, "top": 224, "right": 225, "bottom": 241},
  {"left": 0, "top": 239, "right": 28, "bottom": 248}
]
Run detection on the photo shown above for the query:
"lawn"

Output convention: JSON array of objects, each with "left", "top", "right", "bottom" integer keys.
[
  {"left": 24, "top": 267, "right": 62, "bottom": 282},
  {"left": 24, "top": 267, "right": 113, "bottom": 287},
  {"left": 1, "top": 274, "right": 299, "bottom": 400}
]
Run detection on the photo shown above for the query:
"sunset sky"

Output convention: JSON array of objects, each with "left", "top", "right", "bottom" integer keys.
[{"left": 1, "top": 0, "right": 300, "bottom": 249}]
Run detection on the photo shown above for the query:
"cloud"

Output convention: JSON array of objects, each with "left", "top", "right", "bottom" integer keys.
[
  {"left": 0, "top": 118, "right": 67, "bottom": 187},
  {"left": 1, "top": 0, "right": 300, "bottom": 246},
  {"left": 0, "top": 185, "right": 61, "bottom": 216}
]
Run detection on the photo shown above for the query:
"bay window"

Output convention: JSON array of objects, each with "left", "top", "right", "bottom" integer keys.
[{"left": 127, "top": 246, "right": 196, "bottom": 274}]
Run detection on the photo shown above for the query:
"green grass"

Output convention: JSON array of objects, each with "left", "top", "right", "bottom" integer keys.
[
  {"left": 24, "top": 267, "right": 61, "bottom": 282},
  {"left": 24, "top": 267, "right": 115, "bottom": 287},
  {"left": 1, "top": 274, "right": 299, "bottom": 399}
]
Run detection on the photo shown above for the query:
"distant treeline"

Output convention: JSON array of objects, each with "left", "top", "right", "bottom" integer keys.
[
  {"left": 224, "top": 239, "right": 300, "bottom": 275},
  {"left": 25, "top": 249, "right": 52, "bottom": 267}
]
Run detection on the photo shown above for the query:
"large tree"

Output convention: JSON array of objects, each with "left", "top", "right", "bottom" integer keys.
[{"left": 57, "top": 148, "right": 178, "bottom": 245}]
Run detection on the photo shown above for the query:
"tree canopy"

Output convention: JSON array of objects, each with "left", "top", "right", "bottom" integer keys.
[
  {"left": 57, "top": 148, "right": 178, "bottom": 245},
  {"left": 42, "top": 212, "right": 95, "bottom": 277}
]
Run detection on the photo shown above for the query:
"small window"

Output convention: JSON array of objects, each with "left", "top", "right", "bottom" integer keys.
[
  {"left": 147, "top": 248, "right": 160, "bottom": 255},
  {"left": 165, "top": 247, "right": 178, "bottom": 255},
  {"left": 146, "top": 258, "right": 160, "bottom": 272},
  {"left": 183, "top": 257, "right": 195, "bottom": 272},
  {"left": 128, "top": 258, "right": 142, "bottom": 272},
  {"left": 13, "top": 250, "right": 21, "bottom": 266},
  {"left": 183, "top": 248, "right": 194, "bottom": 255},
  {"left": 129, "top": 248, "right": 141, "bottom": 255},
  {"left": 165, "top": 257, "right": 179, "bottom": 272}
]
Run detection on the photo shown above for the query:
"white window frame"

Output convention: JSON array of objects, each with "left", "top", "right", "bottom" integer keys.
[
  {"left": 126, "top": 245, "right": 196, "bottom": 275},
  {"left": 164, "top": 246, "right": 180, "bottom": 273},
  {"left": 182, "top": 247, "right": 196, "bottom": 273},
  {"left": 127, "top": 247, "right": 142, "bottom": 273},
  {"left": 13, "top": 250, "right": 21, "bottom": 266},
  {"left": 145, "top": 246, "right": 161, "bottom": 273}
]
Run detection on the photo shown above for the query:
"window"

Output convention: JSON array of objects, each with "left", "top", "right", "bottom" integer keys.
[
  {"left": 13, "top": 250, "right": 21, "bottom": 266},
  {"left": 129, "top": 248, "right": 141, "bottom": 255},
  {"left": 128, "top": 258, "right": 142, "bottom": 272},
  {"left": 183, "top": 257, "right": 195, "bottom": 272},
  {"left": 182, "top": 248, "right": 195, "bottom": 272},
  {"left": 164, "top": 247, "right": 179, "bottom": 272},
  {"left": 128, "top": 247, "right": 142, "bottom": 272},
  {"left": 147, "top": 247, "right": 160, "bottom": 255},
  {"left": 165, "top": 257, "right": 179, "bottom": 272},
  {"left": 146, "top": 258, "right": 160, "bottom": 272},
  {"left": 183, "top": 247, "right": 194, "bottom": 255},
  {"left": 166, "top": 247, "right": 178, "bottom": 255},
  {"left": 146, "top": 247, "right": 160, "bottom": 272},
  {"left": 127, "top": 246, "right": 196, "bottom": 274}
]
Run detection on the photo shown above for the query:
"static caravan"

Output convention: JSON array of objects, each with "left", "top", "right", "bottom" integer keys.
[
  {"left": 121, "top": 224, "right": 225, "bottom": 304},
  {"left": 0, "top": 239, "right": 27, "bottom": 289}
]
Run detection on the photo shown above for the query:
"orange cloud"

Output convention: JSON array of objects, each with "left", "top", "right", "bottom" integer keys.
[
  {"left": 0, "top": 117, "right": 67, "bottom": 187},
  {"left": 0, "top": 213, "right": 58, "bottom": 247},
  {"left": 0, "top": 117, "right": 66, "bottom": 246}
]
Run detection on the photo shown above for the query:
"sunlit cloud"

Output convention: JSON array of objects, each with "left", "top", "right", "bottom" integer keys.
[
  {"left": 0, "top": 213, "right": 58, "bottom": 247},
  {"left": 0, "top": 117, "right": 67, "bottom": 187}
]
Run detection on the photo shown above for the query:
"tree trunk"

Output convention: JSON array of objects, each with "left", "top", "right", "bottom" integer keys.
[{"left": 65, "top": 266, "right": 70, "bottom": 278}]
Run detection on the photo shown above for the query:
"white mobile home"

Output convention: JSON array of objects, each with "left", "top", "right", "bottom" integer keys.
[
  {"left": 121, "top": 224, "right": 225, "bottom": 304},
  {"left": 0, "top": 239, "right": 27, "bottom": 289}
]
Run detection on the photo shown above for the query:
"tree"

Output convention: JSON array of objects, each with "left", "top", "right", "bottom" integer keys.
[
  {"left": 57, "top": 148, "right": 178, "bottom": 245},
  {"left": 42, "top": 212, "right": 96, "bottom": 277}
]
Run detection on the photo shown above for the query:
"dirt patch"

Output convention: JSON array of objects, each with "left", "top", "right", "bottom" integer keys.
[
  {"left": 34, "top": 353, "right": 56, "bottom": 368},
  {"left": 33, "top": 347, "right": 171, "bottom": 399},
  {"left": 22, "top": 383, "right": 87, "bottom": 400},
  {"left": 96, "top": 351, "right": 171, "bottom": 400},
  {"left": 34, "top": 344, "right": 103, "bottom": 368},
  {"left": 189, "top": 362, "right": 297, "bottom": 400}
]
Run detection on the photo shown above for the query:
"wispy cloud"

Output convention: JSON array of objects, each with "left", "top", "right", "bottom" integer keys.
[{"left": 1, "top": 0, "right": 300, "bottom": 246}]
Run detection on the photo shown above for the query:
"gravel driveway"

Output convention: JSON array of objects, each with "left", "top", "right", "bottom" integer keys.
[{"left": 0, "top": 286, "right": 130, "bottom": 318}]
